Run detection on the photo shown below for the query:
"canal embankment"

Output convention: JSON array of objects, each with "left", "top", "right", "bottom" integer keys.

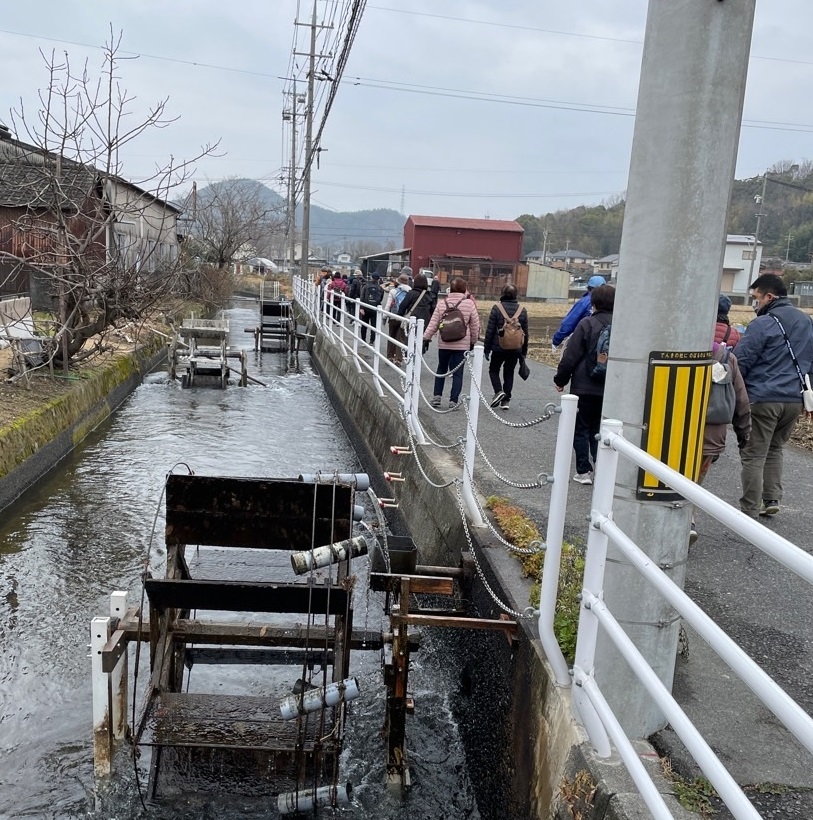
[{"left": 0, "top": 338, "right": 166, "bottom": 513}]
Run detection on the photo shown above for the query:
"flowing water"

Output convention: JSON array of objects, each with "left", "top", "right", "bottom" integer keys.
[{"left": 0, "top": 304, "right": 481, "bottom": 820}]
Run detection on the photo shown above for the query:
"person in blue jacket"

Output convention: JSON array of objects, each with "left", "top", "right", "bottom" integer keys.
[
  {"left": 734, "top": 273, "right": 813, "bottom": 518},
  {"left": 552, "top": 275, "right": 607, "bottom": 349}
]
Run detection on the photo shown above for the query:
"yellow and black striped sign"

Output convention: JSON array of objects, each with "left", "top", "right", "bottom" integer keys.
[{"left": 637, "top": 351, "right": 713, "bottom": 501}]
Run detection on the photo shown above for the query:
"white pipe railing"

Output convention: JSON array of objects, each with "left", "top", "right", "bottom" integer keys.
[
  {"left": 572, "top": 417, "right": 813, "bottom": 819},
  {"left": 537, "top": 393, "right": 579, "bottom": 688},
  {"left": 460, "top": 345, "right": 485, "bottom": 525}
]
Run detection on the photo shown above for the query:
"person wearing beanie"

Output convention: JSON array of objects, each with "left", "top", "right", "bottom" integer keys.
[
  {"left": 714, "top": 293, "right": 740, "bottom": 346},
  {"left": 552, "top": 275, "right": 608, "bottom": 349}
]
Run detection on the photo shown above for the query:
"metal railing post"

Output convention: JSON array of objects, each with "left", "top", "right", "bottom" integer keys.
[
  {"left": 572, "top": 417, "right": 623, "bottom": 758},
  {"left": 460, "top": 345, "right": 485, "bottom": 526},
  {"left": 537, "top": 393, "right": 579, "bottom": 687},
  {"left": 91, "top": 616, "right": 113, "bottom": 777},
  {"left": 338, "top": 293, "right": 347, "bottom": 349},
  {"left": 405, "top": 317, "right": 426, "bottom": 444}
]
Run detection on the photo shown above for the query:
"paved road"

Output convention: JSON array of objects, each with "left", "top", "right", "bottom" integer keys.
[{"left": 411, "top": 347, "right": 813, "bottom": 818}]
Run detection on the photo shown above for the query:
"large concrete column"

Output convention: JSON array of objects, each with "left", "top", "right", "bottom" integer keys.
[{"left": 597, "top": 0, "right": 756, "bottom": 736}]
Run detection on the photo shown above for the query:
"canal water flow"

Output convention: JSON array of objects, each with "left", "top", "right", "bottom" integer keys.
[{"left": 0, "top": 303, "right": 481, "bottom": 819}]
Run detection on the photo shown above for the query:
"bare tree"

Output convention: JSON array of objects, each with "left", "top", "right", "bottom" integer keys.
[
  {"left": 0, "top": 30, "right": 217, "bottom": 369},
  {"left": 185, "top": 177, "right": 285, "bottom": 269}
]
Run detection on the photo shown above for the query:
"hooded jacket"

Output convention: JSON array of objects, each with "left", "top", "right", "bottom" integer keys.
[
  {"left": 483, "top": 298, "right": 529, "bottom": 357},
  {"left": 703, "top": 343, "right": 751, "bottom": 455},
  {"left": 733, "top": 297, "right": 813, "bottom": 403}
]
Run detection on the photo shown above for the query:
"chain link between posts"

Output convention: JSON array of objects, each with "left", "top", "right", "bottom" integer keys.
[{"left": 454, "top": 483, "right": 534, "bottom": 620}]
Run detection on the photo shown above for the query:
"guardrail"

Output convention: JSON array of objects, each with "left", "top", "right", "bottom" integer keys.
[{"left": 561, "top": 418, "right": 813, "bottom": 819}]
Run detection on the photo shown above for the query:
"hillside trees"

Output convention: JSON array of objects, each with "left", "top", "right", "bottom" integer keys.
[{"left": 0, "top": 33, "right": 215, "bottom": 368}]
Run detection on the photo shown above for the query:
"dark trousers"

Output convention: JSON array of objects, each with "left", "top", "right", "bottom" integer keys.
[
  {"left": 434, "top": 349, "right": 466, "bottom": 402},
  {"left": 386, "top": 318, "right": 402, "bottom": 361},
  {"left": 488, "top": 350, "right": 520, "bottom": 400},
  {"left": 574, "top": 394, "right": 603, "bottom": 475},
  {"left": 360, "top": 309, "right": 377, "bottom": 343}
]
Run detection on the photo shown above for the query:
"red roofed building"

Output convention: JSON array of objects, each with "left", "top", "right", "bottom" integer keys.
[{"left": 403, "top": 215, "right": 527, "bottom": 298}]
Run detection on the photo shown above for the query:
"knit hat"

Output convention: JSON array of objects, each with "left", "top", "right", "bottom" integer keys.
[
  {"left": 400, "top": 266, "right": 413, "bottom": 278},
  {"left": 371, "top": 271, "right": 381, "bottom": 279},
  {"left": 587, "top": 275, "right": 606, "bottom": 289},
  {"left": 717, "top": 293, "right": 732, "bottom": 319}
]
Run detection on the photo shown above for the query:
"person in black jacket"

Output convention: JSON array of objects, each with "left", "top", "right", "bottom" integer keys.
[
  {"left": 553, "top": 284, "right": 615, "bottom": 484},
  {"left": 397, "top": 272, "right": 436, "bottom": 345},
  {"left": 483, "top": 284, "right": 529, "bottom": 411}
]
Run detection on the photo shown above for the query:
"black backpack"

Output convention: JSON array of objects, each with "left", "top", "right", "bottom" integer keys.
[
  {"left": 347, "top": 276, "right": 362, "bottom": 300},
  {"left": 361, "top": 282, "right": 384, "bottom": 306},
  {"left": 588, "top": 320, "right": 612, "bottom": 381}
]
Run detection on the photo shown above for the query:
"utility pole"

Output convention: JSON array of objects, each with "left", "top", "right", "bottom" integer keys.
[
  {"left": 284, "top": 80, "right": 299, "bottom": 274},
  {"left": 595, "top": 0, "right": 756, "bottom": 737},
  {"left": 299, "top": 0, "right": 318, "bottom": 282},
  {"left": 785, "top": 232, "right": 794, "bottom": 263},
  {"left": 748, "top": 172, "right": 768, "bottom": 283},
  {"left": 541, "top": 227, "right": 550, "bottom": 265}
]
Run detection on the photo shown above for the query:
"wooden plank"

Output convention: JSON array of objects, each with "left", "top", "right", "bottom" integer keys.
[
  {"left": 184, "top": 647, "right": 333, "bottom": 667},
  {"left": 102, "top": 629, "right": 128, "bottom": 673},
  {"left": 118, "top": 618, "right": 416, "bottom": 651},
  {"left": 392, "top": 612, "right": 519, "bottom": 636},
  {"left": 145, "top": 578, "right": 348, "bottom": 615},
  {"left": 369, "top": 573, "right": 455, "bottom": 596},
  {"left": 141, "top": 692, "right": 330, "bottom": 752},
  {"left": 165, "top": 474, "right": 353, "bottom": 549}
]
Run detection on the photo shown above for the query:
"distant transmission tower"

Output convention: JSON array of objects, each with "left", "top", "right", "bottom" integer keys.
[{"left": 400, "top": 184, "right": 405, "bottom": 215}]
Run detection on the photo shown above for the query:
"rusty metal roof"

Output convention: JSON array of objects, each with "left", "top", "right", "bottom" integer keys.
[{"left": 407, "top": 215, "right": 523, "bottom": 232}]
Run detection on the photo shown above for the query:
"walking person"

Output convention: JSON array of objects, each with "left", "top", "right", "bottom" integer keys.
[
  {"left": 423, "top": 277, "right": 481, "bottom": 410},
  {"left": 359, "top": 271, "right": 385, "bottom": 344},
  {"left": 552, "top": 284, "right": 615, "bottom": 484},
  {"left": 552, "top": 275, "right": 607, "bottom": 349},
  {"left": 384, "top": 270, "right": 412, "bottom": 363},
  {"left": 689, "top": 302, "right": 751, "bottom": 543},
  {"left": 397, "top": 272, "right": 435, "bottom": 345},
  {"left": 483, "top": 284, "right": 528, "bottom": 411},
  {"left": 715, "top": 293, "right": 741, "bottom": 347},
  {"left": 326, "top": 271, "right": 348, "bottom": 323},
  {"left": 733, "top": 274, "right": 813, "bottom": 518}
]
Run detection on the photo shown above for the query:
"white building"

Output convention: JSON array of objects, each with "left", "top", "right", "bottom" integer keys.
[{"left": 721, "top": 234, "right": 762, "bottom": 295}]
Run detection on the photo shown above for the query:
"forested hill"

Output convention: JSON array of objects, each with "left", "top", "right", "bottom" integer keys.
[{"left": 517, "top": 160, "right": 813, "bottom": 265}]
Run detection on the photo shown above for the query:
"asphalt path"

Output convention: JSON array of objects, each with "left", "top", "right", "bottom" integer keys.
[{"left": 409, "top": 345, "right": 813, "bottom": 818}]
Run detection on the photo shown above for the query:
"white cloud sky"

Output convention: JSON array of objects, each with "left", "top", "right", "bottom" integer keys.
[{"left": 0, "top": 1, "right": 811, "bottom": 222}]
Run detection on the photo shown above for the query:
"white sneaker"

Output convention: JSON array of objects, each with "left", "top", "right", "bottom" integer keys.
[
  {"left": 490, "top": 391, "right": 505, "bottom": 408},
  {"left": 573, "top": 473, "right": 593, "bottom": 485}
]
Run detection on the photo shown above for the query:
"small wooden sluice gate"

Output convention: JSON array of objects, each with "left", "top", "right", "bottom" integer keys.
[
  {"left": 168, "top": 317, "right": 248, "bottom": 387},
  {"left": 91, "top": 472, "right": 520, "bottom": 809},
  {"left": 245, "top": 299, "right": 299, "bottom": 353}
]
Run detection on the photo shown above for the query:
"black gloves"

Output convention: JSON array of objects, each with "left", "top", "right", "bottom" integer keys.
[
  {"left": 422, "top": 340, "right": 430, "bottom": 354},
  {"left": 737, "top": 435, "right": 749, "bottom": 451}
]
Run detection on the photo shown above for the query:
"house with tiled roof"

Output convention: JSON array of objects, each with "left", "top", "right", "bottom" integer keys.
[{"left": 0, "top": 123, "right": 181, "bottom": 298}]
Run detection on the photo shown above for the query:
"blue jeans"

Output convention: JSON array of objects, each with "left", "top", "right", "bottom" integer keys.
[{"left": 434, "top": 349, "right": 466, "bottom": 402}]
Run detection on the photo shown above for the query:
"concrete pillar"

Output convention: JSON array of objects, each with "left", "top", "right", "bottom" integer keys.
[{"left": 597, "top": 0, "right": 756, "bottom": 736}]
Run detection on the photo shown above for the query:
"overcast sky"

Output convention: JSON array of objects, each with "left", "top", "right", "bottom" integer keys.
[{"left": 1, "top": 1, "right": 812, "bottom": 224}]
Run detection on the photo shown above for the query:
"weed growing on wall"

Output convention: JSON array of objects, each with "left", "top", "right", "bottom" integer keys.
[{"left": 486, "top": 496, "right": 585, "bottom": 663}]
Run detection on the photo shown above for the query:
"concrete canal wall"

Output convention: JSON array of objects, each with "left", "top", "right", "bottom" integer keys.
[
  {"left": 309, "top": 325, "right": 691, "bottom": 820},
  {"left": 0, "top": 342, "right": 167, "bottom": 513}
]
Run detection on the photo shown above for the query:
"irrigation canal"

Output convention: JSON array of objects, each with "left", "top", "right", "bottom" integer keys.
[{"left": 0, "top": 302, "right": 483, "bottom": 820}]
